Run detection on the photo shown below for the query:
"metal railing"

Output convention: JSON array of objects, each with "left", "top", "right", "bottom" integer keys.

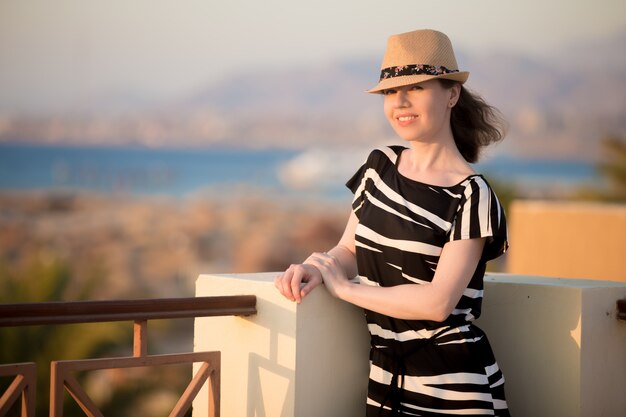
[{"left": 0, "top": 295, "right": 257, "bottom": 417}]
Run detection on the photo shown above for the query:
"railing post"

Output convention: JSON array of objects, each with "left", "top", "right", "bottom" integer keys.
[
  {"left": 209, "top": 356, "right": 221, "bottom": 417},
  {"left": 50, "top": 361, "right": 63, "bottom": 417},
  {"left": 22, "top": 362, "right": 36, "bottom": 417},
  {"left": 134, "top": 320, "right": 148, "bottom": 357}
]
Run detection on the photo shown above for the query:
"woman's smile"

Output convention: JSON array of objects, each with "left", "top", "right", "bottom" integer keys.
[{"left": 396, "top": 114, "right": 418, "bottom": 126}]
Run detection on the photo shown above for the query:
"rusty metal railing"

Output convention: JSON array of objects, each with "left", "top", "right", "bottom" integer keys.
[{"left": 0, "top": 295, "right": 257, "bottom": 417}]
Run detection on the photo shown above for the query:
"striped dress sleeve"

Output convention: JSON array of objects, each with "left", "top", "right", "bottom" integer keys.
[
  {"left": 345, "top": 149, "right": 379, "bottom": 220},
  {"left": 449, "top": 176, "right": 509, "bottom": 262}
]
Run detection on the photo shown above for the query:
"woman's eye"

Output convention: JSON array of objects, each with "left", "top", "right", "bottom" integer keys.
[
  {"left": 382, "top": 89, "right": 396, "bottom": 95},
  {"left": 410, "top": 85, "right": 423, "bottom": 91}
]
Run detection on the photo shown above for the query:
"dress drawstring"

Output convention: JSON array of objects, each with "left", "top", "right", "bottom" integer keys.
[{"left": 372, "top": 326, "right": 454, "bottom": 417}]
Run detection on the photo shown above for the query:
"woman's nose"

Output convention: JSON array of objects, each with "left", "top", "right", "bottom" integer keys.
[{"left": 393, "top": 90, "right": 409, "bottom": 107}]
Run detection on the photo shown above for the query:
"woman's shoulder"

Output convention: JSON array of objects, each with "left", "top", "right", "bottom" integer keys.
[
  {"left": 462, "top": 173, "right": 494, "bottom": 191},
  {"left": 459, "top": 174, "right": 505, "bottom": 210},
  {"left": 364, "top": 145, "right": 405, "bottom": 167}
]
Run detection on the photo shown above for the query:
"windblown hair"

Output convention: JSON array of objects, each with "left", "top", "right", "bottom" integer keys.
[{"left": 439, "top": 79, "right": 507, "bottom": 163}]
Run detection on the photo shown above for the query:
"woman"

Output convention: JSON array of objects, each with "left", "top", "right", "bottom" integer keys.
[{"left": 275, "top": 29, "right": 510, "bottom": 416}]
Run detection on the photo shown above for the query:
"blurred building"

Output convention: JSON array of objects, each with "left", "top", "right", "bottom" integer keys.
[{"left": 507, "top": 201, "right": 626, "bottom": 282}]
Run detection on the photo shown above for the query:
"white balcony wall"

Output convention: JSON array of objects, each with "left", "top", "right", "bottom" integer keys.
[
  {"left": 193, "top": 272, "right": 370, "bottom": 417},
  {"left": 194, "top": 273, "right": 626, "bottom": 417},
  {"left": 477, "top": 274, "right": 626, "bottom": 417}
]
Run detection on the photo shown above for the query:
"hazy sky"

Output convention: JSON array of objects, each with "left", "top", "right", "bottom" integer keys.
[{"left": 1, "top": 0, "right": 625, "bottom": 113}]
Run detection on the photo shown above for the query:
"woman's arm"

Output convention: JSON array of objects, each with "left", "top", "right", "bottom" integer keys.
[
  {"left": 274, "top": 210, "right": 358, "bottom": 303},
  {"left": 308, "top": 237, "right": 486, "bottom": 321}
]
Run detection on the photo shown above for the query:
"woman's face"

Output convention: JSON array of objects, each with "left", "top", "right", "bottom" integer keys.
[{"left": 382, "top": 79, "right": 459, "bottom": 143}]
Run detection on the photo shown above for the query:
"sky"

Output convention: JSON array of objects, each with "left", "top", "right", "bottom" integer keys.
[{"left": 1, "top": 0, "right": 625, "bottom": 114}]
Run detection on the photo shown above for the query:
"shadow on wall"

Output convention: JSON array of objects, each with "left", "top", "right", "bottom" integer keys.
[{"left": 242, "top": 296, "right": 296, "bottom": 417}]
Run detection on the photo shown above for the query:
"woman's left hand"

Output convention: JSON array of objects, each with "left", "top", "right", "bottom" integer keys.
[{"left": 306, "top": 252, "right": 350, "bottom": 299}]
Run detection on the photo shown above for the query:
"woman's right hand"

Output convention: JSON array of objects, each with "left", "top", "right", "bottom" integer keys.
[{"left": 274, "top": 262, "right": 322, "bottom": 303}]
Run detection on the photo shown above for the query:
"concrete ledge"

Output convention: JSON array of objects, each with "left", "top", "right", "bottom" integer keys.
[
  {"left": 194, "top": 273, "right": 626, "bottom": 417},
  {"left": 193, "top": 273, "right": 370, "bottom": 417},
  {"left": 477, "top": 274, "right": 626, "bottom": 417}
]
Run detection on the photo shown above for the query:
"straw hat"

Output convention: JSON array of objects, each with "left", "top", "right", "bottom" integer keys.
[{"left": 367, "top": 29, "right": 469, "bottom": 94}]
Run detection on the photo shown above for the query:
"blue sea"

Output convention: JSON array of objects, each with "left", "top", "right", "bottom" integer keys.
[{"left": 0, "top": 143, "right": 602, "bottom": 200}]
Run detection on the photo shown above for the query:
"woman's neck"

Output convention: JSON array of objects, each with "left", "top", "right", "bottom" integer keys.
[
  {"left": 398, "top": 141, "right": 475, "bottom": 186},
  {"left": 404, "top": 139, "right": 465, "bottom": 170}
]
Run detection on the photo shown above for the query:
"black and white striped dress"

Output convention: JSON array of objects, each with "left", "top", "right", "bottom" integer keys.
[{"left": 346, "top": 146, "right": 510, "bottom": 416}]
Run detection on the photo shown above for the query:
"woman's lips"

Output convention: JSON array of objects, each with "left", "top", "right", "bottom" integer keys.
[{"left": 396, "top": 114, "right": 417, "bottom": 126}]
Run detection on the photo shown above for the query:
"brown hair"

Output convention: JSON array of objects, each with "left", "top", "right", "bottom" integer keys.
[{"left": 439, "top": 79, "right": 507, "bottom": 163}]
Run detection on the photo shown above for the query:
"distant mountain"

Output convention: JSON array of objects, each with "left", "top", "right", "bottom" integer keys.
[
  {"left": 461, "top": 40, "right": 626, "bottom": 160},
  {"left": 175, "top": 30, "right": 626, "bottom": 159},
  {"left": 2, "top": 32, "right": 624, "bottom": 161},
  {"left": 174, "top": 57, "right": 390, "bottom": 148}
]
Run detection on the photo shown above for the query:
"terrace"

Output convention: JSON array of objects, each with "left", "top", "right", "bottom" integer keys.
[{"left": 1, "top": 202, "right": 626, "bottom": 417}]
